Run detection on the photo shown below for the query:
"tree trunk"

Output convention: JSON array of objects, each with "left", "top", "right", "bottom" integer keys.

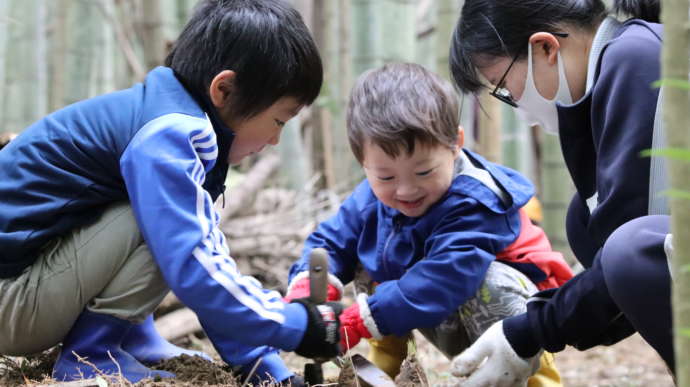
[
  {"left": 0, "top": 0, "right": 10, "bottom": 128},
  {"left": 540, "top": 130, "right": 576, "bottom": 266},
  {"left": 4, "top": 0, "right": 45, "bottom": 133},
  {"left": 501, "top": 105, "right": 536, "bottom": 183},
  {"left": 415, "top": 0, "right": 437, "bottom": 72},
  {"left": 34, "top": 0, "right": 47, "bottom": 117},
  {"left": 435, "top": 0, "right": 458, "bottom": 80},
  {"left": 138, "top": 0, "right": 165, "bottom": 71},
  {"left": 62, "top": 2, "right": 101, "bottom": 104},
  {"left": 380, "top": 0, "right": 416, "bottom": 63},
  {"left": 351, "top": 0, "right": 382, "bottom": 76},
  {"left": 661, "top": 0, "right": 690, "bottom": 383},
  {"left": 475, "top": 92, "right": 501, "bottom": 163},
  {"left": 333, "top": 0, "right": 360, "bottom": 187},
  {"left": 309, "top": 0, "right": 336, "bottom": 190},
  {"left": 91, "top": 0, "right": 117, "bottom": 96}
]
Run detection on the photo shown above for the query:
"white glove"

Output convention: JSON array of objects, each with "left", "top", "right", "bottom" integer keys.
[{"left": 450, "top": 321, "right": 540, "bottom": 387}]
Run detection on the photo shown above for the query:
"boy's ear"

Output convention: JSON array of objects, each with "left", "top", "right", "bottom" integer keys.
[
  {"left": 528, "top": 32, "right": 560, "bottom": 65},
  {"left": 209, "top": 70, "right": 236, "bottom": 108}
]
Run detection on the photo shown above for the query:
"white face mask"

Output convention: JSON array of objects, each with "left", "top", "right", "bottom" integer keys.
[{"left": 516, "top": 43, "right": 573, "bottom": 135}]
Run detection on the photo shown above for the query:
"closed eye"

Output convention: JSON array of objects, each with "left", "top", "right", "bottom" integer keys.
[
  {"left": 377, "top": 176, "right": 394, "bottom": 181},
  {"left": 274, "top": 119, "right": 286, "bottom": 127},
  {"left": 416, "top": 168, "right": 434, "bottom": 176}
]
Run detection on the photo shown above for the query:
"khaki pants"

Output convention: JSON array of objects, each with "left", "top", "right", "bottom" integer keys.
[{"left": 0, "top": 203, "right": 168, "bottom": 355}]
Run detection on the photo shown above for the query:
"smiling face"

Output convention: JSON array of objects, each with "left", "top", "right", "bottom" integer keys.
[
  {"left": 222, "top": 96, "right": 302, "bottom": 164},
  {"left": 362, "top": 140, "right": 460, "bottom": 218}
]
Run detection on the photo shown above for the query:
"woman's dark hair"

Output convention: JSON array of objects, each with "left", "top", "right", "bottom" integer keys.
[
  {"left": 450, "top": 0, "right": 661, "bottom": 94},
  {"left": 166, "top": 0, "right": 322, "bottom": 119}
]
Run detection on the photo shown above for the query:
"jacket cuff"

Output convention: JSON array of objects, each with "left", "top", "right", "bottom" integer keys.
[
  {"left": 503, "top": 314, "right": 542, "bottom": 358},
  {"left": 272, "top": 302, "right": 308, "bottom": 351},
  {"left": 357, "top": 293, "right": 383, "bottom": 340}
]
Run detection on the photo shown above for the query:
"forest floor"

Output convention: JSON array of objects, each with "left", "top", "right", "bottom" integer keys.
[
  {"left": 1, "top": 331, "right": 674, "bottom": 386},
  {"left": 282, "top": 331, "right": 675, "bottom": 386}
]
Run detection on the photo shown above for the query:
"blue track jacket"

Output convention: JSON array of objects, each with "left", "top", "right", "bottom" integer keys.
[{"left": 0, "top": 67, "right": 306, "bottom": 379}]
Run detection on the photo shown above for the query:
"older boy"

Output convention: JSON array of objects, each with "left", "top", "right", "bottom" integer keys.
[
  {"left": 285, "top": 63, "right": 572, "bottom": 385},
  {"left": 0, "top": 1, "right": 340, "bottom": 385}
]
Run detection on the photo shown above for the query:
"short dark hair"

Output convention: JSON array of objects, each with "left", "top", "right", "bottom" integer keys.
[
  {"left": 449, "top": 0, "right": 659, "bottom": 94},
  {"left": 166, "top": 0, "right": 323, "bottom": 119},
  {"left": 347, "top": 63, "right": 460, "bottom": 164}
]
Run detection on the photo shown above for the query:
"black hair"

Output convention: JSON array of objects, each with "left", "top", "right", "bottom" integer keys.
[
  {"left": 165, "top": 0, "right": 323, "bottom": 119},
  {"left": 450, "top": 0, "right": 661, "bottom": 94},
  {"left": 614, "top": 0, "right": 660, "bottom": 23},
  {"left": 347, "top": 63, "right": 460, "bottom": 164}
]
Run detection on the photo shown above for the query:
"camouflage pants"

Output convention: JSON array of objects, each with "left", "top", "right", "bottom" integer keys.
[{"left": 355, "top": 260, "right": 538, "bottom": 359}]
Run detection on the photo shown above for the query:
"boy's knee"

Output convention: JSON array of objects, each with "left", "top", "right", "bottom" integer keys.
[{"left": 481, "top": 261, "right": 539, "bottom": 302}]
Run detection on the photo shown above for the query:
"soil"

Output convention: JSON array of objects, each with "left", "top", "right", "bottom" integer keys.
[
  {"left": 335, "top": 357, "right": 357, "bottom": 387},
  {"left": 394, "top": 354, "right": 428, "bottom": 387},
  {"left": 0, "top": 351, "right": 242, "bottom": 387},
  {"left": 0, "top": 332, "right": 675, "bottom": 386},
  {"left": 0, "top": 347, "right": 59, "bottom": 385},
  {"left": 137, "top": 354, "right": 240, "bottom": 386}
]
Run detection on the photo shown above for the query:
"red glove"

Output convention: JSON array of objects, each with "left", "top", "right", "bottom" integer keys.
[
  {"left": 339, "top": 303, "right": 373, "bottom": 351},
  {"left": 283, "top": 276, "right": 341, "bottom": 302}
]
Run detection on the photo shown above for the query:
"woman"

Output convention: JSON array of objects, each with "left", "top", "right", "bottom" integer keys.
[{"left": 447, "top": 1, "right": 672, "bottom": 386}]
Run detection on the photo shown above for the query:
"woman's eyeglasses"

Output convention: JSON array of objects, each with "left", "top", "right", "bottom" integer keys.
[
  {"left": 489, "top": 32, "right": 569, "bottom": 108},
  {"left": 490, "top": 49, "right": 522, "bottom": 108}
]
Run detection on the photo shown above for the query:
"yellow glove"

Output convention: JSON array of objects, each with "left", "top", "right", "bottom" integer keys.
[
  {"left": 528, "top": 351, "right": 562, "bottom": 387},
  {"left": 368, "top": 334, "right": 411, "bottom": 378}
]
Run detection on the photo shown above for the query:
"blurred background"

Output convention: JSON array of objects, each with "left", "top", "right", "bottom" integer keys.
[
  {"left": 0, "top": 1, "right": 678, "bottom": 386},
  {"left": 0, "top": 0, "right": 576, "bottom": 270}
]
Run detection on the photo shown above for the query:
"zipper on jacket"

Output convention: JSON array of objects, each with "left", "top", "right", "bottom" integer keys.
[{"left": 382, "top": 217, "right": 402, "bottom": 277}]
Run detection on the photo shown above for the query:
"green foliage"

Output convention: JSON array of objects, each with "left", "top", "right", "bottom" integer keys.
[
  {"left": 641, "top": 147, "right": 690, "bottom": 161},
  {"left": 663, "top": 189, "right": 690, "bottom": 201},
  {"left": 680, "top": 328, "right": 690, "bottom": 339},
  {"left": 641, "top": 149, "right": 690, "bottom": 201},
  {"left": 652, "top": 78, "right": 690, "bottom": 90}
]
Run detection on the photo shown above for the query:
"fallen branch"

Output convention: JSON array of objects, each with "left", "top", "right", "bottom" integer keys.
[
  {"left": 36, "top": 380, "right": 102, "bottom": 387},
  {"left": 218, "top": 153, "right": 281, "bottom": 223}
]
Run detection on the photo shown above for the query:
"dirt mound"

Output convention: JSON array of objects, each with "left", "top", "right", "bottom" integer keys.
[
  {"left": 0, "top": 347, "right": 59, "bottom": 385},
  {"left": 336, "top": 357, "right": 357, "bottom": 387},
  {"left": 139, "top": 354, "right": 240, "bottom": 386},
  {"left": 394, "top": 354, "right": 428, "bottom": 387}
]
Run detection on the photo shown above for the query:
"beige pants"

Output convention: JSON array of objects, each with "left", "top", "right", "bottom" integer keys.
[{"left": 0, "top": 203, "right": 168, "bottom": 355}]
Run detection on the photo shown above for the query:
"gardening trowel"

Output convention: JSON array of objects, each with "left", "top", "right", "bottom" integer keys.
[
  {"left": 335, "top": 354, "right": 396, "bottom": 387},
  {"left": 302, "top": 248, "right": 395, "bottom": 386},
  {"left": 303, "top": 247, "right": 330, "bottom": 385}
]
